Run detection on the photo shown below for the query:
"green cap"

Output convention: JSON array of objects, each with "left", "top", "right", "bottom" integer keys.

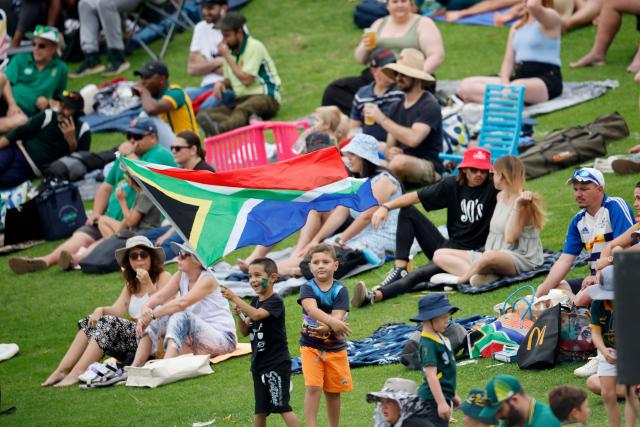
[
  {"left": 459, "top": 388, "right": 498, "bottom": 425},
  {"left": 27, "top": 25, "right": 63, "bottom": 46},
  {"left": 479, "top": 375, "right": 522, "bottom": 419}
]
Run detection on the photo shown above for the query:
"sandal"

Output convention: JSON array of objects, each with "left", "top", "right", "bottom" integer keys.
[{"left": 8, "top": 257, "right": 47, "bottom": 274}]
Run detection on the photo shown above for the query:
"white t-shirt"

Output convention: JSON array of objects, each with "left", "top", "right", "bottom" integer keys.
[{"left": 189, "top": 20, "right": 224, "bottom": 87}]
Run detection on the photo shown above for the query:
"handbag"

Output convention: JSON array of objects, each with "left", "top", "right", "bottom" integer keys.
[
  {"left": 125, "top": 354, "right": 213, "bottom": 388},
  {"left": 517, "top": 304, "right": 561, "bottom": 369},
  {"left": 3, "top": 199, "right": 43, "bottom": 245},
  {"left": 299, "top": 246, "right": 367, "bottom": 280},
  {"left": 492, "top": 286, "right": 535, "bottom": 345},
  {"left": 35, "top": 180, "right": 87, "bottom": 241},
  {"left": 557, "top": 305, "right": 595, "bottom": 363}
]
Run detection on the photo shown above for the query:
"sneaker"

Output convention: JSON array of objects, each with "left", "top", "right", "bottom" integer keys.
[
  {"left": 351, "top": 281, "right": 374, "bottom": 308},
  {"left": 197, "top": 113, "right": 221, "bottom": 136},
  {"left": 69, "top": 53, "right": 105, "bottom": 78},
  {"left": 102, "top": 49, "right": 130, "bottom": 77},
  {"left": 574, "top": 357, "right": 598, "bottom": 377},
  {"left": 8, "top": 257, "right": 47, "bottom": 274},
  {"left": 612, "top": 159, "right": 640, "bottom": 175},
  {"left": 430, "top": 273, "right": 460, "bottom": 285},
  {"left": 377, "top": 266, "right": 407, "bottom": 288},
  {"left": 469, "top": 273, "right": 500, "bottom": 287}
]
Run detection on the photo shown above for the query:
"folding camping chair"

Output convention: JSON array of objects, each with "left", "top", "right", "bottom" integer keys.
[
  {"left": 262, "top": 120, "right": 309, "bottom": 161},
  {"left": 439, "top": 84, "right": 525, "bottom": 171},
  {"left": 204, "top": 123, "right": 268, "bottom": 172},
  {"left": 128, "top": 0, "right": 194, "bottom": 60}
]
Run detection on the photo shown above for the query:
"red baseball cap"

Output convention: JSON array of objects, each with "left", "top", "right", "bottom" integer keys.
[{"left": 458, "top": 147, "right": 492, "bottom": 170}]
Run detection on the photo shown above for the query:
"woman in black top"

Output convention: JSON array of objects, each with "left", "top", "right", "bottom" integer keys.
[{"left": 351, "top": 148, "right": 497, "bottom": 308}]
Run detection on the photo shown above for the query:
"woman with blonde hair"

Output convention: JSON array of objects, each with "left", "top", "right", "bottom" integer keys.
[
  {"left": 457, "top": 0, "right": 563, "bottom": 105},
  {"left": 432, "top": 155, "right": 546, "bottom": 286}
]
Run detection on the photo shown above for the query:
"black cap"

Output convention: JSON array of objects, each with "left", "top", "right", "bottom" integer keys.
[
  {"left": 134, "top": 60, "right": 169, "bottom": 79},
  {"left": 201, "top": 0, "right": 227, "bottom": 5},
  {"left": 217, "top": 11, "right": 246, "bottom": 30},
  {"left": 57, "top": 90, "right": 85, "bottom": 113}
]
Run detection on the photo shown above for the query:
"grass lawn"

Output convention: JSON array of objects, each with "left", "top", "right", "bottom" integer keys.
[{"left": 1, "top": 0, "right": 640, "bottom": 425}]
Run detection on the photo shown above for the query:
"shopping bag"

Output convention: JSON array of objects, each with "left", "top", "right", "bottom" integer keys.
[
  {"left": 125, "top": 354, "right": 213, "bottom": 388},
  {"left": 557, "top": 305, "right": 595, "bottom": 362},
  {"left": 517, "top": 304, "right": 561, "bottom": 369}
]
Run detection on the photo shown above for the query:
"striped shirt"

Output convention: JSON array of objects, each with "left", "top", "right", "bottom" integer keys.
[
  {"left": 350, "top": 82, "right": 404, "bottom": 142},
  {"left": 224, "top": 34, "right": 281, "bottom": 102},
  {"left": 158, "top": 83, "right": 199, "bottom": 134}
]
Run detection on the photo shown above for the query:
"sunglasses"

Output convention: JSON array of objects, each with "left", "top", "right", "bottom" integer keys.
[
  {"left": 468, "top": 168, "right": 489, "bottom": 174},
  {"left": 34, "top": 43, "right": 51, "bottom": 49},
  {"left": 128, "top": 250, "right": 150, "bottom": 261},
  {"left": 171, "top": 145, "right": 190, "bottom": 152},
  {"left": 127, "top": 133, "right": 147, "bottom": 141},
  {"left": 178, "top": 250, "right": 192, "bottom": 260}
]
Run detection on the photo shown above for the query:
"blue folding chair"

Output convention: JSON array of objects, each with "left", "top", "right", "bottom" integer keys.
[{"left": 439, "top": 84, "right": 525, "bottom": 172}]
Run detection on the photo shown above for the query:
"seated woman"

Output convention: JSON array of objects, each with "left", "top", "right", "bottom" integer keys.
[
  {"left": 457, "top": 0, "right": 563, "bottom": 105},
  {"left": 322, "top": 0, "right": 444, "bottom": 114},
  {"left": 41, "top": 236, "right": 170, "bottom": 387},
  {"left": 131, "top": 242, "right": 237, "bottom": 366},
  {"left": 431, "top": 155, "right": 546, "bottom": 286},
  {"left": 141, "top": 131, "right": 215, "bottom": 261},
  {"left": 240, "top": 134, "right": 402, "bottom": 277}
]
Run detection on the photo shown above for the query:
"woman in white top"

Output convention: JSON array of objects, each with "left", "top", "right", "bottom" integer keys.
[
  {"left": 42, "top": 236, "right": 170, "bottom": 387},
  {"left": 132, "top": 242, "right": 237, "bottom": 366}
]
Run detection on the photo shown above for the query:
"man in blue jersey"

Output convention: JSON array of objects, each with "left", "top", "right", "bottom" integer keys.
[{"left": 536, "top": 168, "right": 634, "bottom": 303}]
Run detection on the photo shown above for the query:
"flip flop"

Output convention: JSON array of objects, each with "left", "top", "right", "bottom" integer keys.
[
  {"left": 8, "top": 257, "right": 47, "bottom": 274},
  {"left": 58, "top": 251, "right": 73, "bottom": 271}
]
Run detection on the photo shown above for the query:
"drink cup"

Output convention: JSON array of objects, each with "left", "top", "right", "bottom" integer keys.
[{"left": 364, "top": 28, "right": 377, "bottom": 49}]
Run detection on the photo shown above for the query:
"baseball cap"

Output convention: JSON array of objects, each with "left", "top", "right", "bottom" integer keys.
[
  {"left": 134, "top": 60, "right": 169, "bottom": 79},
  {"left": 217, "top": 12, "right": 246, "bottom": 30},
  {"left": 126, "top": 117, "right": 157, "bottom": 136},
  {"left": 479, "top": 375, "right": 522, "bottom": 419},
  {"left": 27, "top": 25, "right": 63, "bottom": 46},
  {"left": 201, "top": 0, "right": 227, "bottom": 5},
  {"left": 459, "top": 388, "right": 499, "bottom": 425},
  {"left": 566, "top": 167, "right": 605, "bottom": 187},
  {"left": 56, "top": 90, "right": 85, "bottom": 113},
  {"left": 369, "top": 48, "right": 396, "bottom": 68}
]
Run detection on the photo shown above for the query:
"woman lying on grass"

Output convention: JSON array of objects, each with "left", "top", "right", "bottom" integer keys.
[
  {"left": 432, "top": 155, "right": 546, "bottom": 286},
  {"left": 41, "top": 236, "right": 170, "bottom": 387}
]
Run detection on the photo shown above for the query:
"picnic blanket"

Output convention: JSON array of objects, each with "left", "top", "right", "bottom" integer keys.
[
  {"left": 210, "top": 343, "right": 251, "bottom": 364},
  {"left": 437, "top": 80, "right": 618, "bottom": 119},
  {"left": 82, "top": 107, "right": 142, "bottom": 133},
  {"left": 291, "top": 323, "right": 416, "bottom": 374},
  {"left": 434, "top": 7, "right": 515, "bottom": 26},
  {"left": 452, "top": 251, "right": 590, "bottom": 294}
]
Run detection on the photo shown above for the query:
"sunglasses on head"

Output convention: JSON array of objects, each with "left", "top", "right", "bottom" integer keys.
[
  {"left": 178, "top": 250, "right": 192, "bottom": 260},
  {"left": 171, "top": 145, "right": 190, "bottom": 152},
  {"left": 128, "top": 250, "right": 150, "bottom": 261}
]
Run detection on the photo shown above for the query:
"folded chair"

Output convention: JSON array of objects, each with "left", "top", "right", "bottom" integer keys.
[{"left": 439, "top": 84, "right": 525, "bottom": 171}]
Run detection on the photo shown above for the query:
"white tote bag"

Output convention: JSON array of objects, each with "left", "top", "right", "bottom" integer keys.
[{"left": 125, "top": 354, "right": 213, "bottom": 388}]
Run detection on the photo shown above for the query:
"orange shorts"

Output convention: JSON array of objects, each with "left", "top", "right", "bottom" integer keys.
[{"left": 300, "top": 346, "right": 352, "bottom": 393}]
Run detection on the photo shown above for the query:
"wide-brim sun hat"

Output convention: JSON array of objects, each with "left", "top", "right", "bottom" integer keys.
[
  {"left": 382, "top": 48, "right": 435, "bottom": 82},
  {"left": 587, "top": 265, "right": 615, "bottom": 300},
  {"left": 410, "top": 293, "right": 460, "bottom": 322},
  {"left": 114, "top": 235, "right": 165, "bottom": 267},
  {"left": 365, "top": 378, "right": 418, "bottom": 403},
  {"left": 342, "top": 134, "right": 381, "bottom": 166},
  {"left": 458, "top": 147, "right": 492, "bottom": 170}
]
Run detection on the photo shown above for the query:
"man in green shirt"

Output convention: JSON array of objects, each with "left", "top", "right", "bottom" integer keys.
[
  {"left": 0, "top": 26, "right": 68, "bottom": 133},
  {"left": 480, "top": 375, "right": 561, "bottom": 427},
  {"left": 8, "top": 117, "right": 175, "bottom": 274},
  {"left": 196, "top": 12, "right": 281, "bottom": 135}
]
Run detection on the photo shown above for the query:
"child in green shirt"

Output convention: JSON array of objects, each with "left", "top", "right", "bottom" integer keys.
[{"left": 410, "top": 293, "right": 461, "bottom": 427}]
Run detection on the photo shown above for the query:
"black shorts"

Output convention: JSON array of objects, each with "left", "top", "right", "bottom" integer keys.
[
  {"left": 512, "top": 61, "right": 563, "bottom": 101},
  {"left": 76, "top": 224, "right": 101, "bottom": 240},
  {"left": 252, "top": 362, "right": 292, "bottom": 415}
]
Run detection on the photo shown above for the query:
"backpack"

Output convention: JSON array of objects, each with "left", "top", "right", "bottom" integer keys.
[
  {"left": 400, "top": 323, "right": 468, "bottom": 370},
  {"left": 519, "top": 112, "right": 629, "bottom": 180},
  {"left": 43, "top": 150, "right": 116, "bottom": 182}
]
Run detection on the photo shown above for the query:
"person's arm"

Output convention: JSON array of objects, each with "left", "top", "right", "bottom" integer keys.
[
  {"left": 89, "top": 285, "right": 130, "bottom": 325},
  {"left": 155, "top": 226, "right": 176, "bottom": 246},
  {"left": 371, "top": 191, "right": 420, "bottom": 230},
  {"left": 218, "top": 42, "right": 255, "bottom": 86},
  {"left": 535, "top": 253, "right": 576, "bottom": 296},
  {"left": 187, "top": 51, "right": 224, "bottom": 77},
  {"left": 221, "top": 287, "right": 271, "bottom": 321},
  {"left": 499, "top": 27, "right": 517, "bottom": 85},
  {"left": 86, "top": 182, "right": 113, "bottom": 225},
  {"left": 135, "top": 84, "right": 175, "bottom": 115},
  {"left": 354, "top": 19, "right": 382, "bottom": 64},
  {"left": 4, "top": 112, "right": 43, "bottom": 144},
  {"left": 590, "top": 318, "right": 616, "bottom": 364},
  {"left": 144, "top": 272, "right": 181, "bottom": 311},
  {"left": 1, "top": 73, "right": 22, "bottom": 116},
  {"left": 526, "top": 0, "right": 562, "bottom": 31},
  {"left": 417, "top": 17, "right": 445, "bottom": 74},
  {"left": 308, "top": 206, "right": 351, "bottom": 247},
  {"left": 446, "top": 0, "right": 519, "bottom": 21},
  {"left": 376, "top": 113, "right": 431, "bottom": 149},
  {"left": 151, "top": 274, "right": 215, "bottom": 319},
  {"left": 58, "top": 116, "right": 78, "bottom": 152},
  {"left": 301, "top": 298, "right": 351, "bottom": 336},
  {"left": 504, "top": 192, "right": 534, "bottom": 244},
  {"left": 47, "top": 0, "right": 62, "bottom": 27},
  {"left": 425, "top": 366, "right": 451, "bottom": 421},
  {"left": 597, "top": 224, "right": 638, "bottom": 270}
]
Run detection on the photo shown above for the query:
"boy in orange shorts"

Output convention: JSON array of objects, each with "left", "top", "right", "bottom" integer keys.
[{"left": 297, "top": 244, "right": 352, "bottom": 427}]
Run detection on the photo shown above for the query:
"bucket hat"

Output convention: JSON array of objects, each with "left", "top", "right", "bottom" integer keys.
[
  {"left": 457, "top": 147, "right": 492, "bottom": 170},
  {"left": 410, "top": 293, "right": 459, "bottom": 322},
  {"left": 342, "top": 134, "right": 381, "bottom": 166}
]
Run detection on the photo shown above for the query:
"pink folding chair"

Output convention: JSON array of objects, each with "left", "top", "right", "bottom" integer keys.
[
  {"left": 262, "top": 120, "right": 309, "bottom": 161},
  {"left": 204, "top": 123, "right": 268, "bottom": 172}
]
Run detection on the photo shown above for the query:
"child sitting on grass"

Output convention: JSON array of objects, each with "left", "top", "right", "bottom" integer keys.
[
  {"left": 587, "top": 265, "right": 638, "bottom": 427},
  {"left": 411, "top": 293, "right": 461, "bottom": 427},
  {"left": 221, "top": 257, "right": 299, "bottom": 427},
  {"left": 297, "top": 243, "right": 352, "bottom": 427},
  {"left": 548, "top": 385, "right": 590, "bottom": 426}
]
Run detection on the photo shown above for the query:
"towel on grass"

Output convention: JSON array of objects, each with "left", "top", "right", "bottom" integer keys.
[{"left": 434, "top": 7, "right": 515, "bottom": 26}]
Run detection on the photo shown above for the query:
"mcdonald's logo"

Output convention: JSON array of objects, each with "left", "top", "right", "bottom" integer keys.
[{"left": 526, "top": 326, "right": 547, "bottom": 351}]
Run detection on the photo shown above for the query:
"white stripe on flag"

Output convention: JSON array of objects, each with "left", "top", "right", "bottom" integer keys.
[
  {"left": 224, "top": 198, "right": 263, "bottom": 255},
  {"left": 292, "top": 178, "right": 361, "bottom": 203},
  {"left": 188, "top": 181, "right": 246, "bottom": 196}
]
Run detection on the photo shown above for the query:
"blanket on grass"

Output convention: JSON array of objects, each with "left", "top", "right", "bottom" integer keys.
[
  {"left": 434, "top": 7, "right": 515, "bottom": 26},
  {"left": 437, "top": 80, "right": 618, "bottom": 118},
  {"left": 451, "top": 251, "right": 589, "bottom": 294}
]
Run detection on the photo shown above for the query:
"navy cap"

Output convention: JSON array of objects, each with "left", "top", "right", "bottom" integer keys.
[
  {"left": 201, "top": 0, "right": 227, "bottom": 5},
  {"left": 369, "top": 48, "right": 396, "bottom": 68},
  {"left": 134, "top": 60, "right": 169, "bottom": 79},
  {"left": 410, "top": 293, "right": 459, "bottom": 322},
  {"left": 126, "top": 117, "right": 157, "bottom": 135}
]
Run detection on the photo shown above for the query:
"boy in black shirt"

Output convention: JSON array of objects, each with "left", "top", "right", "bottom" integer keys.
[{"left": 221, "top": 257, "right": 299, "bottom": 427}]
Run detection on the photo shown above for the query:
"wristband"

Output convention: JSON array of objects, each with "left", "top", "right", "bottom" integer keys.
[{"left": 380, "top": 204, "right": 391, "bottom": 211}]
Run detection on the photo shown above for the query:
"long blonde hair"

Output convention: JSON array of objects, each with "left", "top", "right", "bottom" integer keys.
[
  {"left": 514, "top": 0, "right": 555, "bottom": 29},
  {"left": 493, "top": 156, "right": 547, "bottom": 230}
]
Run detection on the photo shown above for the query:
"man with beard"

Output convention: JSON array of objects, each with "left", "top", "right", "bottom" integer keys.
[
  {"left": 480, "top": 375, "right": 560, "bottom": 427},
  {"left": 363, "top": 48, "right": 443, "bottom": 186},
  {"left": 186, "top": 0, "right": 234, "bottom": 110},
  {"left": 196, "top": 12, "right": 281, "bottom": 135}
]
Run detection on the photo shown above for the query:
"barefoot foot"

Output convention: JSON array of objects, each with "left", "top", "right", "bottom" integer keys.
[
  {"left": 571, "top": 53, "right": 606, "bottom": 68},
  {"left": 41, "top": 371, "right": 67, "bottom": 387},
  {"left": 53, "top": 375, "right": 80, "bottom": 387},
  {"left": 236, "top": 258, "right": 249, "bottom": 273}
]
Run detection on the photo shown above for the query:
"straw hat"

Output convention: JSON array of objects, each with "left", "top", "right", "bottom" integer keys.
[
  {"left": 114, "top": 236, "right": 165, "bottom": 267},
  {"left": 382, "top": 48, "right": 435, "bottom": 82}
]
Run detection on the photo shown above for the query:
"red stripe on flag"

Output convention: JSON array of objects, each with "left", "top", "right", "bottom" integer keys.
[{"left": 147, "top": 147, "right": 348, "bottom": 191}]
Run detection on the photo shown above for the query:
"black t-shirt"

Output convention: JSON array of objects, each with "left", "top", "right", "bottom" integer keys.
[
  {"left": 249, "top": 293, "right": 290, "bottom": 373},
  {"left": 387, "top": 91, "right": 443, "bottom": 173},
  {"left": 417, "top": 175, "right": 497, "bottom": 250},
  {"left": 194, "top": 158, "right": 215, "bottom": 172}
]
